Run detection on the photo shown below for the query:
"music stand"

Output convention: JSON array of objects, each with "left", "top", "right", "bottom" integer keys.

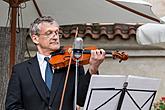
[{"left": 83, "top": 75, "right": 160, "bottom": 110}]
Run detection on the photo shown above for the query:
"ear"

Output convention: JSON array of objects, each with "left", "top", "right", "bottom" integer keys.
[{"left": 31, "top": 35, "right": 39, "bottom": 44}]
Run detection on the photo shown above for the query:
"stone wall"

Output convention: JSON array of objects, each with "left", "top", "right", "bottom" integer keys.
[
  {"left": 0, "top": 27, "right": 28, "bottom": 110},
  {"left": 0, "top": 27, "right": 10, "bottom": 110}
]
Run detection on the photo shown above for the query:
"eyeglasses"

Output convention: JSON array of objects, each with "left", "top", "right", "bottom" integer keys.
[{"left": 38, "top": 30, "right": 62, "bottom": 38}]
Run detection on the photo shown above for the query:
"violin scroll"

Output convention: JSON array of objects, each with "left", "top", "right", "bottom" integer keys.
[{"left": 112, "top": 51, "right": 128, "bottom": 63}]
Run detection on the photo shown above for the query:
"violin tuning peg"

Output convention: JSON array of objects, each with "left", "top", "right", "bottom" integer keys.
[
  {"left": 119, "top": 59, "right": 122, "bottom": 63},
  {"left": 121, "top": 52, "right": 124, "bottom": 54}
]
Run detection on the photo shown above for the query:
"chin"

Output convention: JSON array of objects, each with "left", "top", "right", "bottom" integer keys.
[{"left": 51, "top": 46, "right": 60, "bottom": 51}]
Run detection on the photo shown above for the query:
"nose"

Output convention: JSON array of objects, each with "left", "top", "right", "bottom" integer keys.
[
  {"left": 50, "top": 31, "right": 57, "bottom": 37},
  {"left": 52, "top": 34, "right": 58, "bottom": 39}
]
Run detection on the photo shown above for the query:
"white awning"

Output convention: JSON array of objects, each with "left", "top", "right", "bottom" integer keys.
[{"left": 0, "top": 0, "right": 161, "bottom": 28}]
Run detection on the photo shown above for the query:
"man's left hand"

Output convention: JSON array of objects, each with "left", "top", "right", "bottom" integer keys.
[{"left": 89, "top": 49, "right": 106, "bottom": 74}]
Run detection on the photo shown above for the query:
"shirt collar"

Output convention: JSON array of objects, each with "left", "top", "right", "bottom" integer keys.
[{"left": 37, "top": 52, "right": 51, "bottom": 64}]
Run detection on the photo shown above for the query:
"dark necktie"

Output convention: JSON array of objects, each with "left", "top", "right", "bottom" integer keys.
[{"left": 44, "top": 57, "right": 53, "bottom": 90}]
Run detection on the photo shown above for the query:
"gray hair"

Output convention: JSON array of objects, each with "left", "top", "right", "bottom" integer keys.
[{"left": 29, "top": 16, "right": 59, "bottom": 36}]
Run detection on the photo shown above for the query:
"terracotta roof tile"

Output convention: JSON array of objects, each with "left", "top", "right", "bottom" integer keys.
[{"left": 60, "top": 24, "right": 141, "bottom": 40}]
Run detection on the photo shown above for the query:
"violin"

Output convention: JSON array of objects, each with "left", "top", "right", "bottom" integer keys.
[{"left": 49, "top": 46, "right": 128, "bottom": 69}]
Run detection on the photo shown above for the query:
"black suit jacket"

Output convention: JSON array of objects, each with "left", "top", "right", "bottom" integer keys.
[{"left": 5, "top": 56, "right": 91, "bottom": 110}]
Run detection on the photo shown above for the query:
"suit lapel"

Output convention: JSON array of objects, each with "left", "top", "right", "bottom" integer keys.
[
  {"left": 49, "top": 70, "right": 65, "bottom": 105},
  {"left": 28, "top": 56, "right": 49, "bottom": 104}
]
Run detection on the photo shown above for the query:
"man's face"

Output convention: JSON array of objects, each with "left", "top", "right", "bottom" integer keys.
[{"left": 32, "top": 22, "right": 61, "bottom": 55}]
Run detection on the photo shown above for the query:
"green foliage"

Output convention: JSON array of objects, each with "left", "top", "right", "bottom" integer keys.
[{"left": 154, "top": 97, "right": 165, "bottom": 110}]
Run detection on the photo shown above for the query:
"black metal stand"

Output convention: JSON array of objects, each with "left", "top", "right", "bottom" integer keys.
[
  {"left": 74, "top": 59, "right": 79, "bottom": 110},
  {"left": 116, "top": 82, "right": 128, "bottom": 110}
]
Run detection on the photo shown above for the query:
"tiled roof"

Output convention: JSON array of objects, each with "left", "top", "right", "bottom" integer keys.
[{"left": 60, "top": 23, "right": 141, "bottom": 40}]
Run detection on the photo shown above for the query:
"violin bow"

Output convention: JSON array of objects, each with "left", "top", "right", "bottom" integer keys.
[{"left": 59, "top": 27, "right": 79, "bottom": 110}]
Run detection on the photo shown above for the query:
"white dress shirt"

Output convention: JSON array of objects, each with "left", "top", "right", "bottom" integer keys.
[{"left": 37, "top": 52, "right": 51, "bottom": 81}]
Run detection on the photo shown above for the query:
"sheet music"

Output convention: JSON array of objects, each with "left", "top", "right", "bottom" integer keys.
[
  {"left": 84, "top": 75, "right": 126, "bottom": 110},
  {"left": 88, "top": 75, "right": 127, "bottom": 89},
  {"left": 83, "top": 75, "right": 161, "bottom": 110},
  {"left": 126, "top": 75, "right": 160, "bottom": 90}
]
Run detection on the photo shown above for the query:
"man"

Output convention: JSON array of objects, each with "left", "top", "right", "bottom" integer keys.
[{"left": 5, "top": 16, "right": 105, "bottom": 110}]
